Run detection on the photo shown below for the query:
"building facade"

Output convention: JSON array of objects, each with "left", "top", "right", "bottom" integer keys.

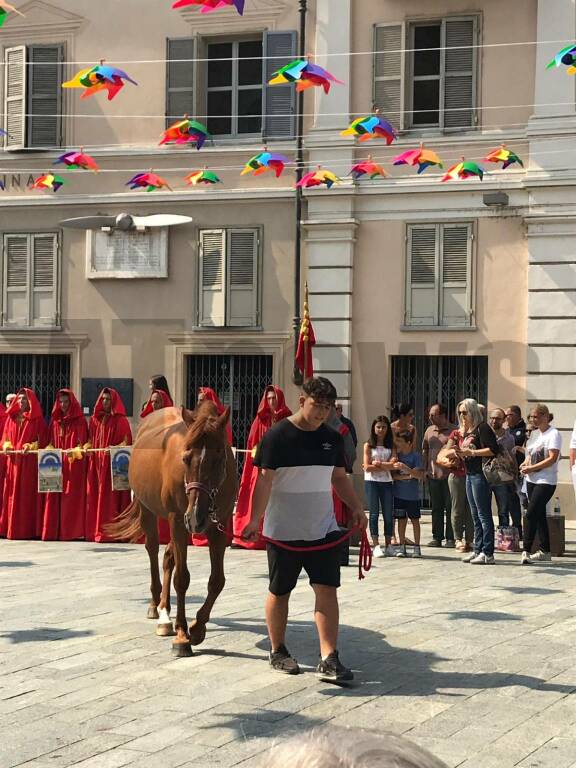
[{"left": 0, "top": 0, "right": 574, "bottom": 511}]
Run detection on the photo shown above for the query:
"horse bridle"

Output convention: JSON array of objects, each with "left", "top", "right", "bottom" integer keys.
[{"left": 183, "top": 445, "right": 228, "bottom": 533}]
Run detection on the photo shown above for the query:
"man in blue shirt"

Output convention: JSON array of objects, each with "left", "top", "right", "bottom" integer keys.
[{"left": 393, "top": 430, "right": 425, "bottom": 558}]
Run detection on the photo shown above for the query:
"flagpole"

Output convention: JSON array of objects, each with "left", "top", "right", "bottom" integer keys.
[
  {"left": 292, "top": 0, "right": 308, "bottom": 385},
  {"left": 303, "top": 282, "right": 310, "bottom": 380}
]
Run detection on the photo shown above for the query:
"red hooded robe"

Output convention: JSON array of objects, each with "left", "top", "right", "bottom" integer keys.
[
  {"left": 0, "top": 403, "right": 8, "bottom": 536},
  {"left": 0, "top": 389, "right": 49, "bottom": 539},
  {"left": 192, "top": 387, "right": 233, "bottom": 547},
  {"left": 232, "top": 386, "right": 291, "bottom": 549},
  {"left": 42, "top": 389, "right": 89, "bottom": 541},
  {"left": 140, "top": 389, "right": 173, "bottom": 544},
  {"left": 86, "top": 388, "right": 132, "bottom": 543}
]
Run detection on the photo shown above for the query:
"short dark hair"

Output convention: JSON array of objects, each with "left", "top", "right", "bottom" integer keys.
[
  {"left": 396, "top": 429, "right": 414, "bottom": 445},
  {"left": 391, "top": 402, "right": 413, "bottom": 420},
  {"left": 508, "top": 405, "right": 522, "bottom": 417},
  {"left": 302, "top": 376, "right": 337, "bottom": 404},
  {"left": 429, "top": 402, "right": 447, "bottom": 416}
]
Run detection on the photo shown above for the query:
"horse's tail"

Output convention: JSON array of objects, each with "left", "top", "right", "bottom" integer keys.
[{"left": 105, "top": 498, "right": 144, "bottom": 543}]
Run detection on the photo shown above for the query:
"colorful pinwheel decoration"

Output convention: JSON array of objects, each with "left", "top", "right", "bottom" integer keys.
[
  {"left": 484, "top": 145, "right": 524, "bottom": 170},
  {"left": 269, "top": 59, "right": 344, "bottom": 94},
  {"left": 172, "top": 0, "right": 244, "bottom": 13},
  {"left": 185, "top": 169, "right": 221, "bottom": 185},
  {"left": 546, "top": 44, "right": 576, "bottom": 74},
  {"left": 442, "top": 159, "right": 484, "bottom": 182},
  {"left": 393, "top": 144, "right": 443, "bottom": 174},
  {"left": 126, "top": 172, "right": 172, "bottom": 192},
  {"left": 296, "top": 167, "right": 340, "bottom": 190},
  {"left": 0, "top": 1, "right": 25, "bottom": 28},
  {"left": 63, "top": 61, "right": 138, "bottom": 101},
  {"left": 30, "top": 174, "right": 65, "bottom": 192},
  {"left": 341, "top": 114, "right": 397, "bottom": 145},
  {"left": 241, "top": 150, "right": 290, "bottom": 178},
  {"left": 350, "top": 157, "right": 388, "bottom": 180},
  {"left": 54, "top": 149, "right": 99, "bottom": 173},
  {"left": 160, "top": 117, "right": 210, "bottom": 149}
]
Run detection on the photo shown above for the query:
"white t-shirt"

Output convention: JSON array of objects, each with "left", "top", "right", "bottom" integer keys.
[
  {"left": 526, "top": 427, "right": 562, "bottom": 485},
  {"left": 364, "top": 446, "right": 393, "bottom": 483},
  {"left": 570, "top": 420, "right": 576, "bottom": 450}
]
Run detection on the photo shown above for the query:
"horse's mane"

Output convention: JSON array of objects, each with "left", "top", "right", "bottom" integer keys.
[{"left": 184, "top": 400, "right": 227, "bottom": 450}]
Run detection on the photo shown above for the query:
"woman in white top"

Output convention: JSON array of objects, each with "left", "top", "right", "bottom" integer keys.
[
  {"left": 519, "top": 403, "right": 562, "bottom": 564},
  {"left": 364, "top": 415, "right": 396, "bottom": 557}
]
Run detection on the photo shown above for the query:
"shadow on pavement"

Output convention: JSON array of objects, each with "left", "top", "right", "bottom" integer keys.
[
  {"left": 439, "top": 610, "right": 522, "bottom": 622},
  {"left": 0, "top": 628, "right": 94, "bottom": 644},
  {"left": 0, "top": 561, "right": 34, "bottom": 568},
  {"left": 497, "top": 585, "right": 565, "bottom": 595}
]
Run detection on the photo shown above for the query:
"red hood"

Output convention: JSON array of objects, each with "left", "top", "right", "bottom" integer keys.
[
  {"left": 140, "top": 389, "right": 174, "bottom": 418},
  {"left": 93, "top": 387, "right": 127, "bottom": 418},
  {"left": 256, "top": 385, "right": 291, "bottom": 421},
  {"left": 6, "top": 387, "right": 44, "bottom": 421},
  {"left": 199, "top": 387, "right": 225, "bottom": 415},
  {"left": 51, "top": 388, "right": 84, "bottom": 422}
]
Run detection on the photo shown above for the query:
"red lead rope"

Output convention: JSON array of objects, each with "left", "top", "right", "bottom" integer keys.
[{"left": 263, "top": 526, "right": 373, "bottom": 581}]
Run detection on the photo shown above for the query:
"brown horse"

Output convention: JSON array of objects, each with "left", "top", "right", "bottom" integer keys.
[{"left": 108, "top": 400, "right": 238, "bottom": 656}]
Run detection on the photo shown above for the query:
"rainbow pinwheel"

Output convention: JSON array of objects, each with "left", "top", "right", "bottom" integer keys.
[
  {"left": 30, "top": 173, "right": 65, "bottom": 192},
  {"left": 241, "top": 151, "right": 289, "bottom": 178},
  {"left": 269, "top": 59, "right": 344, "bottom": 94},
  {"left": 126, "top": 172, "right": 172, "bottom": 192},
  {"left": 185, "top": 170, "right": 221, "bottom": 185},
  {"left": 484, "top": 145, "right": 524, "bottom": 169},
  {"left": 442, "top": 159, "right": 484, "bottom": 182},
  {"left": 350, "top": 158, "right": 388, "bottom": 180},
  {"left": 341, "top": 114, "right": 397, "bottom": 145},
  {"left": 546, "top": 44, "right": 576, "bottom": 73},
  {"left": 0, "top": 1, "right": 25, "bottom": 28},
  {"left": 63, "top": 62, "right": 137, "bottom": 101},
  {"left": 296, "top": 167, "right": 340, "bottom": 189},
  {"left": 160, "top": 117, "right": 210, "bottom": 149},
  {"left": 172, "top": 0, "right": 244, "bottom": 13},
  {"left": 393, "top": 144, "right": 443, "bottom": 174},
  {"left": 54, "top": 149, "right": 99, "bottom": 172}
]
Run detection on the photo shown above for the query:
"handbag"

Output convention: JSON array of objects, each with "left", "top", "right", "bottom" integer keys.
[{"left": 483, "top": 448, "right": 518, "bottom": 486}]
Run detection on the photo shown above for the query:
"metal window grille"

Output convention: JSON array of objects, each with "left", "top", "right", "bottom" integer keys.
[{"left": 0, "top": 354, "right": 71, "bottom": 417}]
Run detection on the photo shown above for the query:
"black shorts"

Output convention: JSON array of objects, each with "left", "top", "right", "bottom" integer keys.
[
  {"left": 393, "top": 498, "right": 421, "bottom": 519},
  {"left": 266, "top": 530, "right": 342, "bottom": 596}
]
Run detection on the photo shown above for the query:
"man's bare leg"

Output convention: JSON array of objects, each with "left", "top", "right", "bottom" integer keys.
[
  {"left": 266, "top": 591, "right": 290, "bottom": 650},
  {"left": 312, "top": 584, "right": 339, "bottom": 658}
]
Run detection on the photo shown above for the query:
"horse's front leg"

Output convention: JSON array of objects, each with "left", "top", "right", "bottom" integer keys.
[
  {"left": 156, "top": 541, "right": 175, "bottom": 636},
  {"left": 142, "top": 505, "right": 161, "bottom": 620},
  {"left": 189, "top": 527, "right": 227, "bottom": 646},
  {"left": 170, "top": 519, "right": 192, "bottom": 657}
]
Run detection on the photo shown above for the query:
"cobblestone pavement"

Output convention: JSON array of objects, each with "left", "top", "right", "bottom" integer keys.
[{"left": 2, "top": 524, "right": 576, "bottom": 768}]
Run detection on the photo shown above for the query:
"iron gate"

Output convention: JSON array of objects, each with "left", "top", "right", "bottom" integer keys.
[
  {"left": 186, "top": 354, "right": 274, "bottom": 473},
  {"left": 0, "top": 354, "right": 71, "bottom": 417},
  {"left": 391, "top": 356, "right": 489, "bottom": 447}
]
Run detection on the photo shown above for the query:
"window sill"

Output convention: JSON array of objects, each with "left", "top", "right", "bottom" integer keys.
[
  {"left": 401, "top": 325, "right": 477, "bottom": 332},
  {"left": 193, "top": 325, "right": 263, "bottom": 332},
  {"left": 0, "top": 326, "right": 62, "bottom": 332}
]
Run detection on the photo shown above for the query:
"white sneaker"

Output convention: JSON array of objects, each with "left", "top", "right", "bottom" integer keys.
[
  {"left": 470, "top": 553, "right": 487, "bottom": 564},
  {"left": 373, "top": 545, "right": 384, "bottom": 559},
  {"left": 396, "top": 545, "right": 407, "bottom": 558},
  {"left": 521, "top": 551, "right": 532, "bottom": 566},
  {"left": 385, "top": 545, "right": 397, "bottom": 557},
  {"left": 484, "top": 555, "right": 495, "bottom": 564},
  {"left": 462, "top": 551, "right": 477, "bottom": 563},
  {"left": 530, "top": 550, "right": 552, "bottom": 562},
  {"left": 412, "top": 545, "right": 422, "bottom": 558}
]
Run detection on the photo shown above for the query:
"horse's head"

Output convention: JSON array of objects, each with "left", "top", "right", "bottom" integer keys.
[{"left": 182, "top": 402, "right": 230, "bottom": 535}]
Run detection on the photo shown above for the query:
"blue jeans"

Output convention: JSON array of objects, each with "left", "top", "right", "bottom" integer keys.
[
  {"left": 365, "top": 481, "right": 393, "bottom": 539},
  {"left": 491, "top": 483, "right": 512, "bottom": 527},
  {"left": 466, "top": 473, "right": 495, "bottom": 557}
]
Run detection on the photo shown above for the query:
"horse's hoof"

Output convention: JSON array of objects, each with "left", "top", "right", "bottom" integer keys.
[
  {"left": 156, "top": 622, "right": 175, "bottom": 637},
  {"left": 147, "top": 606, "right": 159, "bottom": 620},
  {"left": 172, "top": 641, "right": 193, "bottom": 658},
  {"left": 188, "top": 622, "right": 206, "bottom": 646}
]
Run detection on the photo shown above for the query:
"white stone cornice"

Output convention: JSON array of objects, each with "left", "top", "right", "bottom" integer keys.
[
  {"left": 175, "top": 0, "right": 290, "bottom": 32},
  {"left": 0, "top": 0, "right": 86, "bottom": 36}
]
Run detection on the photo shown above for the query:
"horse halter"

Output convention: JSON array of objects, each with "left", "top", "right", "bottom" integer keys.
[{"left": 183, "top": 445, "right": 227, "bottom": 533}]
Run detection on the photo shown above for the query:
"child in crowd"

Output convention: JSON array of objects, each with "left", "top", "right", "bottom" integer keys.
[{"left": 393, "top": 430, "right": 425, "bottom": 558}]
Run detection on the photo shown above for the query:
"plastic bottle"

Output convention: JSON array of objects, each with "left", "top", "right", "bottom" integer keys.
[{"left": 553, "top": 496, "right": 561, "bottom": 517}]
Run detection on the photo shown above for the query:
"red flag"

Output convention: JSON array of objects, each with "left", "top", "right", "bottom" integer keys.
[{"left": 295, "top": 289, "right": 316, "bottom": 380}]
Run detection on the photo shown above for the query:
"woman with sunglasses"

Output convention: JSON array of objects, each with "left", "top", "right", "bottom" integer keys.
[
  {"left": 519, "top": 404, "right": 561, "bottom": 564},
  {"left": 448, "top": 399, "right": 498, "bottom": 564}
]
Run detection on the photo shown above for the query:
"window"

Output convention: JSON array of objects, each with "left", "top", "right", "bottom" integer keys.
[
  {"left": 374, "top": 17, "right": 478, "bottom": 131},
  {"left": 3, "top": 45, "right": 64, "bottom": 150},
  {"left": 166, "top": 31, "right": 297, "bottom": 139},
  {"left": 405, "top": 223, "right": 473, "bottom": 328},
  {"left": 1, "top": 233, "right": 60, "bottom": 328},
  {"left": 86, "top": 229, "right": 168, "bottom": 279},
  {"left": 198, "top": 228, "right": 260, "bottom": 328}
]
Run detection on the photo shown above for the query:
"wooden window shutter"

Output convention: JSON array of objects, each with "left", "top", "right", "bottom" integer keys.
[
  {"left": 4, "top": 46, "right": 26, "bottom": 150},
  {"left": 373, "top": 23, "right": 405, "bottom": 131},
  {"left": 263, "top": 30, "right": 297, "bottom": 140},
  {"left": 440, "top": 224, "right": 472, "bottom": 326},
  {"left": 31, "top": 233, "right": 58, "bottom": 326},
  {"left": 198, "top": 230, "right": 225, "bottom": 327},
  {"left": 443, "top": 18, "right": 477, "bottom": 129},
  {"left": 226, "top": 229, "right": 259, "bottom": 327},
  {"left": 27, "top": 45, "right": 63, "bottom": 149},
  {"left": 3, "top": 234, "right": 30, "bottom": 326},
  {"left": 406, "top": 225, "right": 438, "bottom": 326},
  {"left": 166, "top": 38, "right": 196, "bottom": 127}
]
